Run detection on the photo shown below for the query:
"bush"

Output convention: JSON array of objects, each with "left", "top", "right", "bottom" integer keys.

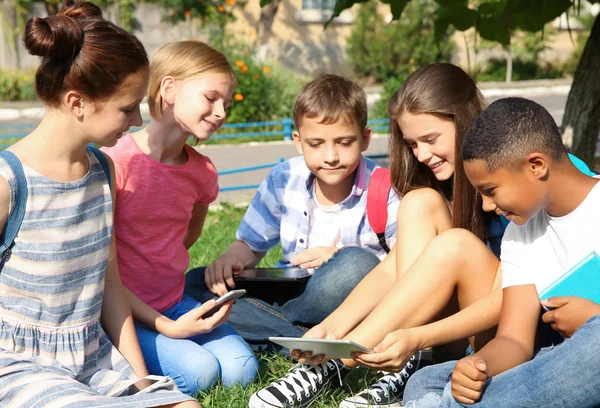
[
  {"left": 477, "top": 59, "right": 564, "bottom": 82},
  {"left": 0, "top": 70, "right": 36, "bottom": 101},
  {"left": 370, "top": 74, "right": 408, "bottom": 120},
  {"left": 347, "top": 1, "right": 455, "bottom": 83},
  {"left": 226, "top": 56, "right": 298, "bottom": 124},
  {"left": 216, "top": 39, "right": 304, "bottom": 125}
]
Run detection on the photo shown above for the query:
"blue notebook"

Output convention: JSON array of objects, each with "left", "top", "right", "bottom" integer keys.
[{"left": 538, "top": 251, "right": 600, "bottom": 303}]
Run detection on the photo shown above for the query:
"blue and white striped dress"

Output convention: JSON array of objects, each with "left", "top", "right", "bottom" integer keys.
[{"left": 0, "top": 149, "right": 192, "bottom": 407}]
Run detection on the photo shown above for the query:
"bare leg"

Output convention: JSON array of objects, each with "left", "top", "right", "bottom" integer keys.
[
  {"left": 395, "top": 188, "right": 452, "bottom": 278},
  {"left": 342, "top": 228, "right": 500, "bottom": 366}
]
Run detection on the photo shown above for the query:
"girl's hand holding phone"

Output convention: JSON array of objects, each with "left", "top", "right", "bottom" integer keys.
[{"left": 163, "top": 299, "right": 233, "bottom": 339}]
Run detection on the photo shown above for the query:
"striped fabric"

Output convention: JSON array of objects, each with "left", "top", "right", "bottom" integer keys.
[
  {"left": 237, "top": 156, "right": 400, "bottom": 268},
  {"left": 0, "top": 149, "right": 190, "bottom": 407}
]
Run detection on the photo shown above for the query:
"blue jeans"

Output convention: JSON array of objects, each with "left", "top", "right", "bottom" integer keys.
[
  {"left": 404, "top": 314, "right": 600, "bottom": 408},
  {"left": 185, "top": 246, "right": 380, "bottom": 351},
  {"left": 135, "top": 294, "right": 258, "bottom": 395}
]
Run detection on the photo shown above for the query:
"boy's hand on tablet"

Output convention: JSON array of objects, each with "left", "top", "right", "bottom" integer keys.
[
  {"left": 541, "top": 296, "right": 600, "bottom": 338},
  {"left": 205, "top": 256, "right": 244, "bottom": 296},
  {"left": 164, "top": 299, "right": 232, "bottom": 339},
  {"left": 451, "top": 355, "right": 488, "bottom": 404},
  {"left": 291, "top": 246, "right": 338, "bottom": 269},
  {"left": 291, "top": 325, "right": 338, "bottom": 364},
  {"left": 351, "top": 329, "right": 415, "bottom": 372}
]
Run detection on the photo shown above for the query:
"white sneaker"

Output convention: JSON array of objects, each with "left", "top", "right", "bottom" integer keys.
[
  {"left": 249, "top": 360, "right": 350, "bottom": 408},
  {"left": 339, "top": 350, "right": 433, "bottom": 408}
]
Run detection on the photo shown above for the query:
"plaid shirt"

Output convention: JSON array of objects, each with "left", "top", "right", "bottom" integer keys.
[{"left": 237, "top": 156, "right": 400, "bottom": 268}]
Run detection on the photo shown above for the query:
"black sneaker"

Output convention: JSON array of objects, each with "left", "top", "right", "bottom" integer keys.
[
  {"left": 339, "top": 350, "right": 433, "bottom": 408},
  {"left": 249, "top": 359, "right": 351, "bottom": 408}
]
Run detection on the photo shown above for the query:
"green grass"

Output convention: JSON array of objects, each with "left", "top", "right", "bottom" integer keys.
[
  {"left": 187, "top": 204, "right": 378, "bottom": 407},
  {"left": 196, "top": 352, "right": 381, "bottom": 407},
  {"left": 188, "top": 202, "right": 282, "bottom": 269}
]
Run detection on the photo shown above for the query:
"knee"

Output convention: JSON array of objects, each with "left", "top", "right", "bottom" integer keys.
[
  {"left": 433, "top": 228, "right": 485, "bottom": 258},
  {"left": 324, "top": 247, "right": 379, "bottom": 281},
  {"left": 171, "top": 354, "right": 220, "bottom": 395},
  {"left": 398, "top": 188, "right": 449, "bottom": 221},
  {"left": 219, "top": 352, "right": 259, "bottom": 387},
  {"left": 217, "top": 337, "right": 259, "bottom": 388}
]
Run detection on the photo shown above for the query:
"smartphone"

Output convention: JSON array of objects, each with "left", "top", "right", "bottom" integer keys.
[{"left": 215, "top": 289, "right": 246, "bottom": 305}]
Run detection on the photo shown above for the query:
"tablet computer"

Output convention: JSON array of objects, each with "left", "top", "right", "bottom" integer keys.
[
  {"left": 268, "top": 337, "right": 373, "bottom": 359},
  {"left": 234, "top": 267, "right": 311, "bottom": 282}
]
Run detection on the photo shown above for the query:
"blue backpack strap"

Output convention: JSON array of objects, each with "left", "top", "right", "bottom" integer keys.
[
  {"left": 0, "top": 151, "right": 28, "bottom": 265},
  {"left": 87, "top": 145, "right": 111, "bottom": 190}
]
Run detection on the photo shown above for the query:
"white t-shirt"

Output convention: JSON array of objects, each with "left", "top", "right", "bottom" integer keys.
[
  {"left": 306, "top": 194, "right": 344, "bottom": 250},
  {"left": 501, "top": 179, "right": 600, "bottom": 294}
]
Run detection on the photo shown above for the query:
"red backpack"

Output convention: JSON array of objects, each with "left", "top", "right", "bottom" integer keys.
[{"left": 366, "top": 167, "right": 392, "bottom": 253}]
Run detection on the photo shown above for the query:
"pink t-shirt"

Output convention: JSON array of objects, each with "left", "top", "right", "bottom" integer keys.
[{"left": 102, "top": 134, "right": 218, "bottom": 312}]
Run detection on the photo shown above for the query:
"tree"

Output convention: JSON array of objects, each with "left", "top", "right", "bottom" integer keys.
[
  {"left": 256, "top": 0, "right": 282, "bottom": 57},
  {"left": 261, "top": 0, "right": 600, "bottom": 167},
  {"left": 346, "top": 1, "right": 455, "bottom": 82}
]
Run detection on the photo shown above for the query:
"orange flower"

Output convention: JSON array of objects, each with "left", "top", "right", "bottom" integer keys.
[
  {"left": 253, "top": 73, "right": 260, "bottom": 79},
  {"left": 184, "top": 10, "right": 191, "bottom": 17},
  {"left": 262, "top": 66, "right": 271, "bottom": 74},
  {"left": 240, "top": 65, "right": 249, "bottom": 73},
  {"left": 235, "top": 60, "right": 244, "bottom": 67},
  {"left": 234, "top": 93, "right": 244, "bottom": 101},
  {"left": 226, "top": 0, "right": 235, "bottom": 4},
  {"left": 217, "top": 5, "right": 225, "bottom": 12}
]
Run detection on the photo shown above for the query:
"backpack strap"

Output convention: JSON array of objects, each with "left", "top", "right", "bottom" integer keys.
[
  {"left": 0, "top": 151, "right": 28, "bottom": 266},
  {"left": 366, "top": 167, "right": 392, "bottom": 253},
  {"left": 87, "top": 145, "right": 111, "bottom": 190}
]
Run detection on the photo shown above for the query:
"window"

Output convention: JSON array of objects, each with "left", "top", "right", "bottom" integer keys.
[
  {"left": 302, "top": 0, "right": 336, "bottom": 11},
  {"left": 295, "top": 0, "right": 353, "bottom": 24}
]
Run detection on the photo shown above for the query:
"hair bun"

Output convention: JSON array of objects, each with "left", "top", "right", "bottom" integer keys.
[
  {"left": 23, "top": 15, "right": 84, "bottom": 61},
  {"left": 59, "top": 0, "right": 103, "bottom": 21}
]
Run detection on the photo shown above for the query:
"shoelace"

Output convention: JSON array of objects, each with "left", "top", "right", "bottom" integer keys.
[
  {"left": 271, "top": 361, "right": 344, "bottom": 404},
  {"left": 362, "top": 363, "right": 412, "bottom": 401}
]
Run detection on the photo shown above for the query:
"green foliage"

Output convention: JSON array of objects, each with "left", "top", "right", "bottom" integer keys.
[
  {"left": 323, "top": 0, "right": 577, "bottom": 46},
  {"left": 346, "top": 1, "right": 455, "bottom": 82},
  {"left": 0, "top": 70, "right": 36, "bottom": 101},
  {"left": 188, "top": 203, "right": 282, "bottom": 269},
  {"left": 477, "top": 59, "right": 564, "bottom": 82},
  {"left": 219, "top": 43, "right": 303, "bottom": 124},
  {"left": 471, "top": 23, "right": 565, "bottom": 81},
  {"left": 370, "top": 74, "right": 407, "bottom": 120},
  {"left": 158, "top": 0, "right": 244, "bottom": 47}
]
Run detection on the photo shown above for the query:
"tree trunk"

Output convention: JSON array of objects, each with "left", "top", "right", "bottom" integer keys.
[
  {"left": 504, "top": 46, "right": 512, "bottom": 83},
  {"left": 44, "top": 1, "right": 60, "bottom": 16},
  {"left": 561, "top": 14, "right": 600, "bottom": 168},
  {"left": 256, "top": 0, "right": 281, "bottom": 60}
]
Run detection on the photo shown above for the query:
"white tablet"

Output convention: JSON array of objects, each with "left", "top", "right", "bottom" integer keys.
[{"left": 269, "top": 337, "right": 373, "bottom": 359}]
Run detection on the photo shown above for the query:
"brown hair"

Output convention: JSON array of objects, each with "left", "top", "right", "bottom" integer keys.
[
  {"left": 293, "top": 74, "right": 368, "bottom": 131},
  {"left": 388, "top": 63, "right": 488, "bottom": 241},
  {"left": 148, "top": 40, "right": 236, "bottom": 120},
  {"left": 23, "top": 0, "right": 148, "bottom": 107}
]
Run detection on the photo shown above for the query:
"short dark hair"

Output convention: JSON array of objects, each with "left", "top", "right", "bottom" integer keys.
[
  {"left": 23, "top": 0, "right": 148, "bottom": 107},
  {"left": 462, "top": 97, "right": 567, "bottom": 172},
  {"left": 293, "top": 75, "right": 367, "bottom": 131}
]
